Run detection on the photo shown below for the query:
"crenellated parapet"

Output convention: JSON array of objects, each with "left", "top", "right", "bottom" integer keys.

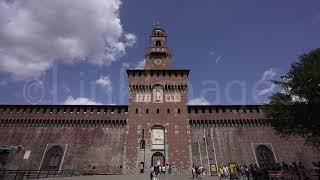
[
  {"left": 129, "top": 84, "right": 187, "bottom": 92},
  {"left": 0, "top": 105, "right": 128, "bottom": 127},
  {"left": 0, "top": 118, "right": 127, "bottom": 127},
  {"left": 188, "top": 118, "right": 270, "bottom": 127},
  {"left": 188, "top": 105, "right": 267, "bottom": 127},
  {"left": 127, "top": 69, "right": 189, "bottom": 79}
]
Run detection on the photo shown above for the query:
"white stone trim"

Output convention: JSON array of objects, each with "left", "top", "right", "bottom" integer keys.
[{"left": 38, "top": 144, "right": 48, "bottom": 170}]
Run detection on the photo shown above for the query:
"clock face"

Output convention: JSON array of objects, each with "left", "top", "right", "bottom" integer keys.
[{"left": 153, "top": 59, "right": 164, "bottom": 66}]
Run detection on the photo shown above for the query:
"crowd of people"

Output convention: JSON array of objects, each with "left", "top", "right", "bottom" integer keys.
[
  {"left": 149, "top": 164, "right": 172, "bottom": 180},
  {"left": 189, "top": 161, "right": 320, "bottom": 179},
  {"left": 218, "top": 161, "right": 310, "bottom": 179},
  {"left": 148, "top": 161, "right": 319, "bottom": 180}
]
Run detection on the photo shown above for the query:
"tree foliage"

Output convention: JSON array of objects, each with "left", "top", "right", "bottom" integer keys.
[{"left": 263, "top": 48, "right": 320, "bottom": 150}]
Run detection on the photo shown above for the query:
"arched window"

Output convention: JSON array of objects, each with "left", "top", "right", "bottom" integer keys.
[
  {"left": 255, "top": 144, "right": 276, "bottom": 166},
  {"left": 41, "top": 145, "right": 64, "bottom": 170},
  {"left": 156, "top": 40, "right": 161, "bottom": 47}
]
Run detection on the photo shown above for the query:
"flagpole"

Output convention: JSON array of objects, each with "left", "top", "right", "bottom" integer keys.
[
  {"left": 197, "top": 136, "right": 203, "bottom": 166},
  {"left": 204, "top": 129, "right": 210, "bottom": 176},
  {"left": 210, "top": 128, "right": 218, "bottom": 175}
]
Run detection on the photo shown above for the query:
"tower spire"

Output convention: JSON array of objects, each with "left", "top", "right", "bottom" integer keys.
[
  {"left": 156, "top": 19, "right": 160, "bottom": 27},
  {"left": 144, "top": 24, "right": 172, "bottom": 70}
]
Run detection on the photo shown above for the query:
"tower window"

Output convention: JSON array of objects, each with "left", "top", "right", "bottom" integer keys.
[
  {"left": 146, "top": 109, "right": 149, "bottom": 114},
  {"left": 157, "top": 109, "right": 160, "bottom": 114},
  {"left": 156, "top": 40, "right": 161, "bottom": 47},
  {"left": 167, "top": 109, "right": 170, "bottom": 114},
  {"left": 178, "top": 109, "right": 181, "bottom": 114},
  {"left": 136, "top": 108, "right": 139, "bottom": 114}
]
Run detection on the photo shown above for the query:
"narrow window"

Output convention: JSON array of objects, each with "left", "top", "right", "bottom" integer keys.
[
  {"left": 146, "top": 109, "right": 149, "bottom": 114},
  {"left": 157, "top": 109, "right": 160, "bottom": 114},
  {"left": 167, "top": 109, "right": 170, "bottom": 114},
  {"left": 156, "top": 40, "right": 161, "bottom": 47},
  {"left": 178, "top": 109, "right": 181, "bottom": 114},
  {"left": 136, "top": 108, "right": 139, "bottom": 114}
]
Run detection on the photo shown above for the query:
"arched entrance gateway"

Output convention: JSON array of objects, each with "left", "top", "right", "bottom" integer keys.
[
  {"left": 151, "top": 152, "right": 165, "bottom": 166},
  {"left": 150, "top": 126, "right": 165, "bottom": 167}
]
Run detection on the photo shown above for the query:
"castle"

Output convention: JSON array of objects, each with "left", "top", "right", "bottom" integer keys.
[{"left": 0, "top": 25, "right": 319, "bottom": 174}]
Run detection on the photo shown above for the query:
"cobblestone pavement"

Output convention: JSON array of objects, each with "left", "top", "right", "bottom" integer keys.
[{"left": 44, "top": 174, "right": 220, "bottom": 180}]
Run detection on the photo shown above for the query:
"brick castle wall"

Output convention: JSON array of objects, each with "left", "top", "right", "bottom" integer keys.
[
  {"left": 188, "top": 105, "right": 320, "bottom": 169},
  {"left": 0, "top": 105, "right": 127, "bottom": 174}
]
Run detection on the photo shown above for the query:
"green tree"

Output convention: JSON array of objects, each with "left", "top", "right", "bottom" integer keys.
[{"left": 264, "top": 48, "right": 320, "bottom": 150}]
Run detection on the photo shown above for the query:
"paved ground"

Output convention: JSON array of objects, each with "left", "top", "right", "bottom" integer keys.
[{"left": 44, "top": 174, "right": 220, "bottom": 180}]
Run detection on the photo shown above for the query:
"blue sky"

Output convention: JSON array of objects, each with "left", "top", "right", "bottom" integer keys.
[{"left": 0, "top": 0, "right": 320, "bottom": 105}]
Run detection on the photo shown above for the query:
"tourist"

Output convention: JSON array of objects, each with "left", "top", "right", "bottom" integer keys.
[
  {"left": 165, "top": 164, "right": 169, "bottom": 174},
  {"left": 161, "top": 165, "right": 166, "bottom": 174},
  {"left": 197, "top": 166, "right": 203, "bottom": 179},
  {"left": 149, "top": 167, "right": 154, "bottom": 180},
  {"left": 223, "top": 164, "right": 230, "bottom": 178},
  {"left": 192, "top": 166, "right": 196, "bottom": 178},
  {"left": 194, "top": 166, "right": 198, "bottom": 178},
  {"left": 153, "top": 170, "right": 157, "bottom": 180}
]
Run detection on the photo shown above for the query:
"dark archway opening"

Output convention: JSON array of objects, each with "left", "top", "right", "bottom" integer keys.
[
  {"left": 41, "top": 146, "right": 64, "bottom": 171},
  {"left": 151, "top": 152, "right": 165, "bottom": 167},
  {"left": 255, "top": 145, "right": 276, "bottom": 166}
]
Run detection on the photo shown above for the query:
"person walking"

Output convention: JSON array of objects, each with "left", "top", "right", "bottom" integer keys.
[
  {"left": 150, "top": 167, "right": 154, "bottom": 180},
  {"left": 192, "top": 166, "right": 196, "bottom": 178},
  {"left": 162, "top": 165, "right": 166, "bottom": 175}
]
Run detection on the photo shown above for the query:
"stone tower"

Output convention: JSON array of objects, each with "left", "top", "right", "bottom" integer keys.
[{"left": 124, "top": 24, "right": 191, "bottom": 173}]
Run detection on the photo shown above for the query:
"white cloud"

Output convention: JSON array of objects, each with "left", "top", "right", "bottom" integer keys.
[
  {"left": 96, "top": 75, "right": 112, "bottom": 92},
  {"left": 121, "top": 59, "right": 145, "bottom": 69},
  {"left": 209, "top": 50, "right": 215, "bottom": 55},
  {"left": 215, "top": 55, "right": 223, "bottom": 64},
  {"left": 135, "top": 59, "right": 145, "bottom": 69},
  {"left": 256, "top": 68, "right": 278, "bottom": 99},
  {"left": 188, "top": 97, "right": 210, "bottom": 105},
  {"left": 0, "top": 0, "right": 136, "bottom": 80},
  {"left": 257, "top": 83, "right": 276, "bottom": 96},
  {"left": 261, "top": 68, "right": 277, "bottom": 81},
  {"left": 63, "top": 96, "right": 101, "bottom": 105}
]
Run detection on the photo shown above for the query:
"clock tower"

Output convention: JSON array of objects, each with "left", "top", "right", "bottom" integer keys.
[
  {"left": 144, "top": 24, "right": 172, "bottom": 69},
  {"left": 124, "top": 24, "right": 191, "bottom": 174}
]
